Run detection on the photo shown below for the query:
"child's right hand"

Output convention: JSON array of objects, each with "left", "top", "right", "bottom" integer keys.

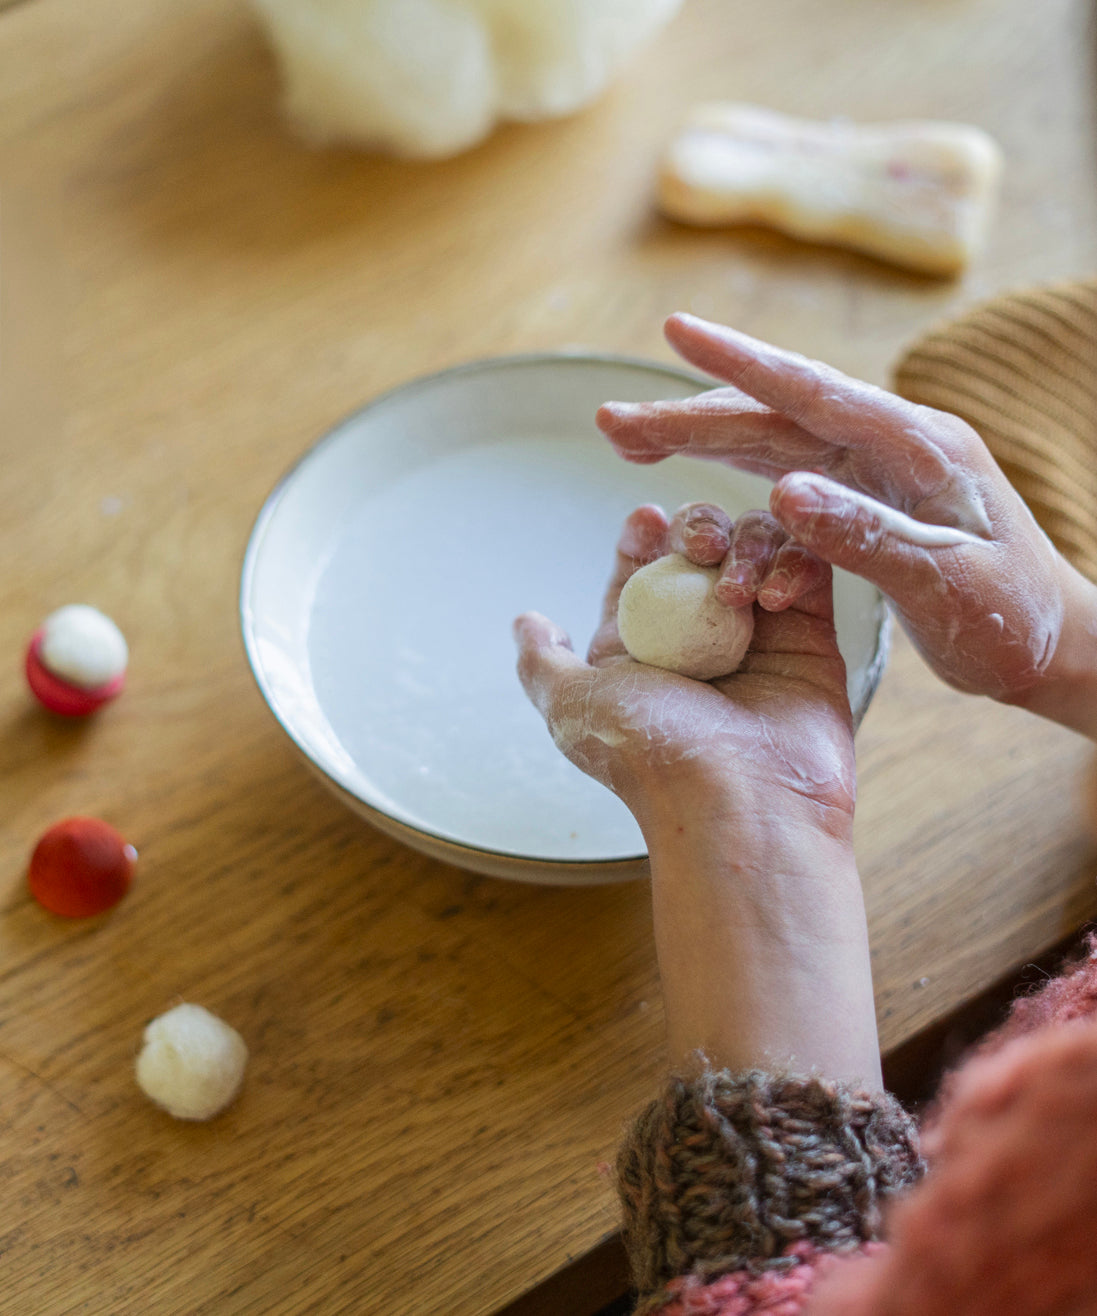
[{"left": 598, "top": 313, "right": 1097, "bottom": 736}]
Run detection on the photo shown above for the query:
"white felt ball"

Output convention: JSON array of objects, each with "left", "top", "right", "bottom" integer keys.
[
  {"left": 617, "top": 553, "right": 754, "bottom": 681},
  {"left": 39, "top": 605, "right": 128, "bottom": 689},
  {"left": 136, "top": 1003, "right": 248, "bottom": 1121}
]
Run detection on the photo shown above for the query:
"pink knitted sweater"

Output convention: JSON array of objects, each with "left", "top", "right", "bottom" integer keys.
[{"left": 617, "top": 936, "right": 1097, "bottom": 1316}]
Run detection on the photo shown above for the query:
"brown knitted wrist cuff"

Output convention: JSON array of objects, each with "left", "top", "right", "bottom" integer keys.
[{"left": 616, "top": 1067, "right": 923, "bottom": 1304}]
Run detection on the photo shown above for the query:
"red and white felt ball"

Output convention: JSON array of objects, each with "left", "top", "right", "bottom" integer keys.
[
  {"left": 25, "top": 604, "right": 128, "bottom": 716},
  {"left": 27, "top": 817, "right": 137, "bottom": 917}
]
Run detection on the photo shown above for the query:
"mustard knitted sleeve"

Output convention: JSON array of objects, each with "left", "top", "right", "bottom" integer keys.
[{"left": 893, "top": 276, "right": 1097, "bottom": 582}]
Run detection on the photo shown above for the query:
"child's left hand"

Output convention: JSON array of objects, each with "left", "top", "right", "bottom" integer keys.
[{"left": 513, "top": 503, "right": 855, "bottom": 837}]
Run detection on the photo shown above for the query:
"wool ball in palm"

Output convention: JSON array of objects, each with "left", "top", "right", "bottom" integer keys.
[
  {"left": 136, "top": 1004, "right": 248, "bottom": 1121},
  {"left": 617, "top": 552, "right": 753, "bottom": 681}
]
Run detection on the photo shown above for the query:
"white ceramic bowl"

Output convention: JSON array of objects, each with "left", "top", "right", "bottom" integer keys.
[{"left": 241, "top": 353, "right": 889, "bottom": 884}]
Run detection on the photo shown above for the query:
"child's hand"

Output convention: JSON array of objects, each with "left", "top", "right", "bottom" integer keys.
[
  {"left": 514, "top": 504, "right": 855, "bottom": 835},
  {"left": 597, "top": 313, "right": 1097, "bottom": 718},
  {"left": 514, "top": 505, "right": 879, "bottom": 1085}
]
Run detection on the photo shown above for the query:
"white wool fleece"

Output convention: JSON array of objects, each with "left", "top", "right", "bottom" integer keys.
[{"left": 251, "top": 0, "right": 683, "bottom": 157}]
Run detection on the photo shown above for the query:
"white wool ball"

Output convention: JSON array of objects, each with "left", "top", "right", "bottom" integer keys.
[
  {"left": 136, "top": 1004, "right": 248, "bottom": 1121},
  {"left": 487, "top": 0, "right": 682, "bottom": 121},
  {"left": 253, "top": 0, "right": 496, "bottom": 158},
  {"left": 39, "top": 605, "right": 128, "bottom": 689},
  {"left": 251, "top": 0, "right": 683, "bottom": 158},
  {"left": 618, "top": 553, "right": 754, "bottom": 681}
]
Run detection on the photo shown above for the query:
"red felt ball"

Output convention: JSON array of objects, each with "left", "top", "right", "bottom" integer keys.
[
  {"left": 25, "top": 631, "right": 125, "bottom": 717},
  {"left": 28, "top": 817, "right": 137, "bottom": 917}
]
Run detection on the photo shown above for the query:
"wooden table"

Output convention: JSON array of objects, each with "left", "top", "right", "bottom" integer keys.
[{"left": 2, "top": 1, "right": 1096, "bottom": 1312}]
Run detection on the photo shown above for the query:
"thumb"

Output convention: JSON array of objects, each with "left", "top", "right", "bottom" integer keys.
[
  {"left": 513, "top": 612, "right": 587, "bottom": 722},
  {"left": 770, "top": 471, "right": 982, "bottom": 589}
]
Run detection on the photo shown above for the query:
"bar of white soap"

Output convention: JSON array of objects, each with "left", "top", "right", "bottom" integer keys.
[
  {"left": 658, "top": 102, "right": 1003, "bottom": 276},
  {"left": 617, "top": 553, "right": 753, "bottom": 681},
  {"left": 136, "top": 1003, "right": 248, "bottom": 1121}
]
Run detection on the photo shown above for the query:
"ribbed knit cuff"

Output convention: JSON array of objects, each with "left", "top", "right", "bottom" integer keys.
[
  {"left": 893, "top": 276, "right": 1097, "bottom": 583},
  {"left": 616, "top": 1068, "right": 923, "bottom": 1311}
]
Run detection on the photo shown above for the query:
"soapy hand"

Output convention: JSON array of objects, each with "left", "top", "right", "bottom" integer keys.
[
  {"left": 597, "top": 313, "right": 1074, "bottom": 705},
  {"left": 514, "top": 505, "right": 855, "bottom": 832}
]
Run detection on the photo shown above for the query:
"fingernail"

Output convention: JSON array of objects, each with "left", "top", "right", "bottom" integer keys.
[
  {"left": 669, "top": 311, "right": 708, "bottom": 330},
  {"left": 683, "top": 514, "right": 723, "bottom": 540},
  {"left": 726, "top": 560, "right": 759, "bottom": 591},
  {"left": 683, "top": 525, "right": 723, "bottom": 546},
  {"left": 684, "top": 505, "right": 725, "bottom": 530},
  {"left": 715, "top": 577, "right": 753, "bottom": 606},
  {"left": 779, "top": 471, "right": 827, "bottom": 511},
  {"left": 757, "top": 573, "right": 791, "bottom": 610},
  {"left": 683, "top": 530, "right": 728, "bottom": 570},
  {"left": 715, "top": 562, "right": 759, "bottom": 607},
  {"left": 618, "top": 524, "right": 647, "bottom": 558},
  {"left": 596, "top": 401, "right": 642, "bottom": 430}
]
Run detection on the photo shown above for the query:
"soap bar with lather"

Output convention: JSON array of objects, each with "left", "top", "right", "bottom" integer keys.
[{"left": 657, "top": 102, "right": 1003, "bottom": 276}]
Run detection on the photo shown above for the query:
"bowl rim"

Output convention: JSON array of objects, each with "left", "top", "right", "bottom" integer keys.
[{"left": 239, "top": 349, "right": 890, "bottom": 876}]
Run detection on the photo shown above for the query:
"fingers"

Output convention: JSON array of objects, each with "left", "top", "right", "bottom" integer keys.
[
  {"left": 667, "top": 502, "right": 828, "bottom": 613},
  {"left": 756, "top": 539, "right": 830, "bottom": 612},
  {"left": 712, "top": 510, "right": 784, "bottom": 605},
  {"left": 745, "top": 557, "right": 846, "bottom": 677},
  {"left": 596, "top": 388, "right": 826, "bottom": 480},
  {"left": 520, "top": 498, "right": 835, "bottom": 711},
  {"left": 665, "top": 500, "right": 830, "bottom": 619},
  {"left": 664, "top": 313, "right": 934, "bottom": 454},
  {"left": 613, "top": 503, "right": 670, "bottom": 572},
  {"left": 601, "top": 313, "right": 994, "bottom": 536},
  {"left": 708, "top": 509, "right": 826, "bottom": 612},
  {"left": 754, "top": 564, "right": 837, "bottom": 639},
  {"left": 769, "top": 471, "right": 981, "bottom": 597},
  {"left": 513, "top": 612, "right": 587, "bottom": 722},
  {"left": 597, "top": 372, "right": 965, "bottom": 528},
  {"left": 667, "top": 501, "right": 732, "bottom": 565}
]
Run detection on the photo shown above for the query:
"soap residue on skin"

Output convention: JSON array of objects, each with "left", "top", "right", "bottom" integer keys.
[
  {"left": 780, "top": 472, "right": 986, "bottom": 549},
  {"left": 531, "top": 662, "right": 717, "bottom": 795},
  {"left": 519, "top": 629, "right": 857, "bottom": 816},
  {"left": 596, "top": 315, "right": 1071, "bottom": 707},
  {"left": 864, "top": 497, "right": 986, "bottom": 548}
]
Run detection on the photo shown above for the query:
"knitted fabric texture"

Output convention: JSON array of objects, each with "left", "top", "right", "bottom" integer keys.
[
  {"left": 654, "top": 1240, "right": 887, "bottom": 1316},
  {"left": 892, "top": 275, "right": 1097, "bottom": 582},
  {"left": 806, "top": 1024, "right": 1097, "bottom": 1314},
  {"left": 916, "top": 933, "right": 1097, "bottom": 1153},
  {"left": 616, "top": 1068, "right": 923, "bottom": 1314},
  {"left": 803, "top": 936, "right": 1097, "bottom": 1316}
]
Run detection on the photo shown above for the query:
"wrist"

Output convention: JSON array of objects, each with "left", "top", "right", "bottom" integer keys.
[
  {"left": 640, "top": 774, "right": 880, "bottom": 1090},
  {"left": 1008, "top": 558, "right": 1097, "bottom": 740},
  {"left": 628, "top": 737, "right": 856, "bottom": 850},
  {"left": 644, "top": 783, "right": 860, "bottom": 963}
]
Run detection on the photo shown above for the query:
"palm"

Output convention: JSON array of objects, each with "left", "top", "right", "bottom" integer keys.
[
  {"left": 516, "top": 505, "right": 855, "bottom": 824},
  {"left": 581, "top": 607, "right": 854, "bottom": 818}
]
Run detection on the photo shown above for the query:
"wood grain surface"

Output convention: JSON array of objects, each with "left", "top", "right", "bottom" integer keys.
[{"left": 2, "top": 0, "right": 1097, "bottom": 1312}]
